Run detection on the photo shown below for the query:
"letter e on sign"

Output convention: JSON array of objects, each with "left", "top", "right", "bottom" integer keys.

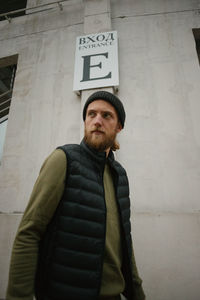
[{"left": 73, "top": 31, "right": 119, "bottom": 92}]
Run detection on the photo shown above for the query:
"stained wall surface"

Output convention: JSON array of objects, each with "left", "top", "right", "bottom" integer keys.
[{"left": 0, "top": 0, "right": 200, "bottom": 299}]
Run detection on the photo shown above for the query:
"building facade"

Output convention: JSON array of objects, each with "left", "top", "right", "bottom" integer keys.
[{"left": 0, "top": 0, "right": 200, "bottom": 299}]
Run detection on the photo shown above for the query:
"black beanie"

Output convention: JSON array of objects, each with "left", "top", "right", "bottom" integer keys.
[{"left": 83, "top": 91, "right": 126, "bottom": 128}]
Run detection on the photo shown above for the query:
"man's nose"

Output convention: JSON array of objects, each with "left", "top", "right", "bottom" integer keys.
[{"left": 94, "top": 114, "right": 103, "bottom": 126}]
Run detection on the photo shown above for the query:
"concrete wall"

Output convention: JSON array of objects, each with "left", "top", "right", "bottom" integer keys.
[
  {"left": 0, "top": 0, "right": 200, "bottom": 299},
  {"left": 0, "top": 0, "right": 84, "bottom": 295},
  {"left": 112, "top": 1, "right": 200, "bottom": 299}
]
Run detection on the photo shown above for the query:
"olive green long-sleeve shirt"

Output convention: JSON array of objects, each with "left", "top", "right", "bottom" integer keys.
[{"left": 6, "top": 149, "right": 145, "bottom": 300}]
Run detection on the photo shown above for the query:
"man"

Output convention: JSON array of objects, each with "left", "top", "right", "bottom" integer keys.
[{"left": 6, "top": 91, "right": 145, "bottom": 300}]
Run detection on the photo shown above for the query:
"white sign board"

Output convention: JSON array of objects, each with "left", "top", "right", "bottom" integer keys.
[{"left": 73, "top": 31, "right": 119, "bottom": 92}]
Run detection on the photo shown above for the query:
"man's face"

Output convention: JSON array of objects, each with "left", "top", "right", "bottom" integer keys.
[{"left": 84, "top": 100, "right": 122, "bottom": 152}]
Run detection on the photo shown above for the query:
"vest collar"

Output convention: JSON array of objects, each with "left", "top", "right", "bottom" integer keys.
[{"left": 80, "top": 139, "right": 115, "bottom": 164}]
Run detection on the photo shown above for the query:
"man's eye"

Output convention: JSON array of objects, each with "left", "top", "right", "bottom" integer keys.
[
  {"left": 88, "top": 111, "right": 95, "bottom": 117},
  {"left": 103, "top": 112, "right": 111, "bottom": 119}
]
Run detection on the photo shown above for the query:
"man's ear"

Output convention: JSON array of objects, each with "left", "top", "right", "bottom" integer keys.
[{"left": 116, "top": 122, "right": 122, "bottom": 133}]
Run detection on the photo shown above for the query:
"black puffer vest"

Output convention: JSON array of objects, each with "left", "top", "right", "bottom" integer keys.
[{"left": 35, "top": 141, "right": 134, "bottom": 300}]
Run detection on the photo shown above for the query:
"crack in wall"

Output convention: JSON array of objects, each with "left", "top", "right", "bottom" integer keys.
[{"left": 111, "top": 8, "right": 200, "bottom": 20}]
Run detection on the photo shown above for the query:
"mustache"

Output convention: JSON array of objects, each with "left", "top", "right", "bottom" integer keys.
[{"left": 91, "top": 128, "right": 105, "bottom": 134}]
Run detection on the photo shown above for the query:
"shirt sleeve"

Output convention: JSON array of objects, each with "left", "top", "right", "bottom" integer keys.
[
  {"left": 6, "top": 149, "right": 67, "bottom": 300},
  {"left": 131, "top": 247, "right": 146, "bottom": 300}
]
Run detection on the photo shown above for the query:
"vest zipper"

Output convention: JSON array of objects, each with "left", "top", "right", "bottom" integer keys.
[{"left": 97, "top": 160, "right": 107, "bottom": 298}]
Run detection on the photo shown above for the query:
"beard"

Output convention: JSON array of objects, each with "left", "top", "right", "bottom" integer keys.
[{"left": 84, "top": 127, "right": 118, "bottom": 152}]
